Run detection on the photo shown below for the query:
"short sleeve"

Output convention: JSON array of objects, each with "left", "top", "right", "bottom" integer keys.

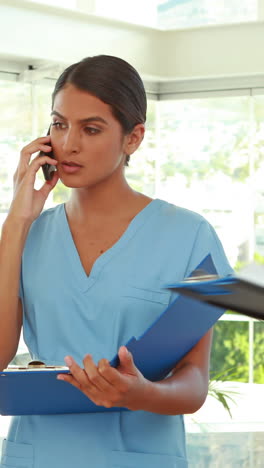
[{"left": 185, "top": 220, "right": 233, "bottom": 278}]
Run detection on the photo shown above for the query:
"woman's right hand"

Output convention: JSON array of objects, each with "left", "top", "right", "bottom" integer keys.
[{"left": 8, "top": 135, "right": 59, "bottom": 225}]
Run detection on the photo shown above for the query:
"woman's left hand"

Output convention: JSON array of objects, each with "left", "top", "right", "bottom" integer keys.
[{"left": 57, "top": 346, "right": 150, "bottom": 410}]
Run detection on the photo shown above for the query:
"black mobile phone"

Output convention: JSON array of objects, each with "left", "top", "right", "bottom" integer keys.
[{"left": 39, "top": 128, "right": 56, "bottom": 181}]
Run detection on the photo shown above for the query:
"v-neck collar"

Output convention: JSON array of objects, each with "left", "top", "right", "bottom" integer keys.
[{"left": 57, "top": 199, "right": 163, "bottom": 292}]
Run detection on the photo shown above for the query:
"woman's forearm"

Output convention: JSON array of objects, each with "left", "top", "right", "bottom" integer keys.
[
  {"left": 140, "top": 363, "right": 209, "bottom": 416},
  {"left": 0, "top": 217, "right": 30, "bottom": 369},
  {"left": 61, "top": 332, "right": 213, "bottom": 414}
]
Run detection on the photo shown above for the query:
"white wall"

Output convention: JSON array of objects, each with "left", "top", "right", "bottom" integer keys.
[
  {"left": 159, "top": 21, "right": 264, "bottom": 79},
  {"left": 0, "top": 0, "right": 264, "bottom": 83},
  {"left": 0, "top": 0, "right": 160, "bottom": 79}
]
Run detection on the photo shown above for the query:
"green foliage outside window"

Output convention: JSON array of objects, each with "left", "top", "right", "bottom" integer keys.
[
  {"left": 211, "top": 253, "right": 264, "bottom": 384},
  {"left": 211, "top": 321, "right": 249, "bottom": 383},
  {"left": 211, "top": 319, "right": 264, "bottom": 384}
]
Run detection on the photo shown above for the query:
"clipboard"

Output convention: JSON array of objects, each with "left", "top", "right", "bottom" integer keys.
[
  {"left": 167, "top": 265, "right": 264, "bottom": 321},
  {"left": 0, "top": 254, "right": 225, "bottom": 415}
]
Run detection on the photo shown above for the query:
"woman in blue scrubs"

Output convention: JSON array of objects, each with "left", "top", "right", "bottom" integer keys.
[{"left": 0, "top": 55, "right": 232, "bottom": 467}]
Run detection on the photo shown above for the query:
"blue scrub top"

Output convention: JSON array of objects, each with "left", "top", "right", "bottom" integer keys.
[{"left": 1, "top": 199, "right": 232, "bottom": 468}]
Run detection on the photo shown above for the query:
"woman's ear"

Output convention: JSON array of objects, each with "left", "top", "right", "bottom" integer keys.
[{"left": 123, "top": 123, "right": 145, "bottom": 156}]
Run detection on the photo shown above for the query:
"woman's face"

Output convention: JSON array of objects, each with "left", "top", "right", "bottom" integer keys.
[{"left": 50, "top": 83, "right": 130, "bottom": 189}]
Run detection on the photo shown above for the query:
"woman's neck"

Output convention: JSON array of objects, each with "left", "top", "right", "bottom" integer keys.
[{"left": 65, "top": 180, "right": 151, "bottom": 225}]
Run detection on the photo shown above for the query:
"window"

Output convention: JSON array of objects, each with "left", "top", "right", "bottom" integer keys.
[
  {"left": 27, "top": 0, "right": 259, "bottom": 28},
  {"left": 157, "top": 0, "right": 258, "bottom": 29},
  {"left": 0, "top": 79, "right": 32, "bottom": 218},
  {"left": 157, "top": 96, "right": 252, "bottom": 266}
]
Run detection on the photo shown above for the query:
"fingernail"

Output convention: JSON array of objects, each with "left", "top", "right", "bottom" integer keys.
[
  {"left": 57, "top": 375, "right": 64, "bottom": 380},
  {"left": 64, "top": 356, "right": 73, "bottom": 367}
]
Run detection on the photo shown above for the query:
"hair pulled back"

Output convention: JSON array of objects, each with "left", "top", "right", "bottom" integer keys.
[{"left": 52, "top": 55, "right": 147, "bottom": 165}]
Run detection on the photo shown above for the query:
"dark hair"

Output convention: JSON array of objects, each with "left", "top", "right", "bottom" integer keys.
[{"left": 52, "top": 55, "right": 147, "bottom": 166}]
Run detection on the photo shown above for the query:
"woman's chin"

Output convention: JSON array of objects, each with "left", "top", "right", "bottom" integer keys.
[
  {"left": 59, "top": 175, "right": 85, "bottom": 189},
  {"left": 61, "top": 181, "right": 83, "bottom": 189}
]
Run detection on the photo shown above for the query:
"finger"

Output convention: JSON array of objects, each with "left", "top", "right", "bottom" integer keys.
[
  {"left": 14, "top": 155, "right": 56, "bottom": 193},
  {"left": 118, "top": 346, "right": 136, "bottom": 375},
  {"left": 19, "top": 136, "right": 52, "bottom": 164},
  {"left": 46, "top": 169, "right": 60, "bottom": 187},
  {"left": 83, "top": 355, "right": 114, "bottom": 392},
  {"left": 62, "top": 356, "right": 113, "bottom": 404},
  {"left": 20, "top": 136, "right": 51, "bottom": 154},
  {"left": 98, "top": 359, "right": 127, "bottom": 390},
  {"left": 57, "top": 373, "right": 94, "bottom": 398},
  {"left": 19, "top": 145, "right": 53, "bottom": 170},
  {"left": 57, "top": 372, "right": 113, "bottom": 408},
  {"left": 15, "top": 143, "right": 54, "bottom": 184},
  {"left": 24, "top": 155, "right": 58, "bottom": 184},
  {"left": 57, "top": 372, "right": 85, "bottom": 392},
  {"left": 37, "top": 171, "right": 59, "bottom": 199},
  {"left": 63, "top": 355, "right": 91, "bottom": 390},
  {"left": 13, "top": 156, "right": 58, "bottom": 197}
]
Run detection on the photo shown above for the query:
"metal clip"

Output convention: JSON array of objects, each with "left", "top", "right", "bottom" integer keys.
[
  {"left": 183, "top": 268, "right": 219, "bottom": 283},
  {"left": 27, "top": 360, "right": 46, "bottom": 368}
]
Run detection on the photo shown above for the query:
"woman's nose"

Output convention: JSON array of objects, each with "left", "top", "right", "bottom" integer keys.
[{"left": 62, "top": 129, "right": 81, "bottom": 154}]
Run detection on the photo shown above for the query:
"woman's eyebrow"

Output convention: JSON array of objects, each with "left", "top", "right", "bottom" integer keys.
[{"left": 50, "top": 110, "right": 108, "bottom": 125}]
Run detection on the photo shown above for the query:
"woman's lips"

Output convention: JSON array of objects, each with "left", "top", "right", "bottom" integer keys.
[{"left": 60, "top": 162, "right": 83, "bottom": 174}]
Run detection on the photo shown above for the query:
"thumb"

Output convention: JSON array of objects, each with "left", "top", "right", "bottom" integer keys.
[{"left": 118, "top": 346, "right": 136, "bottom": 373}]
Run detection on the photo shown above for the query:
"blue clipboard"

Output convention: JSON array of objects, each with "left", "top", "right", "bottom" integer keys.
[{"left": 0, "top": 254, "right": 224, "bottom": 415}]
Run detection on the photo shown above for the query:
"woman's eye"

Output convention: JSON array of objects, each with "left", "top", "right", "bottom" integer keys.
[
  {"left": 51, "top": 122, "right": 67, "bottom": 129},
  {"left": 84, "top": 127, "right": 100, "bottom": 135}
]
